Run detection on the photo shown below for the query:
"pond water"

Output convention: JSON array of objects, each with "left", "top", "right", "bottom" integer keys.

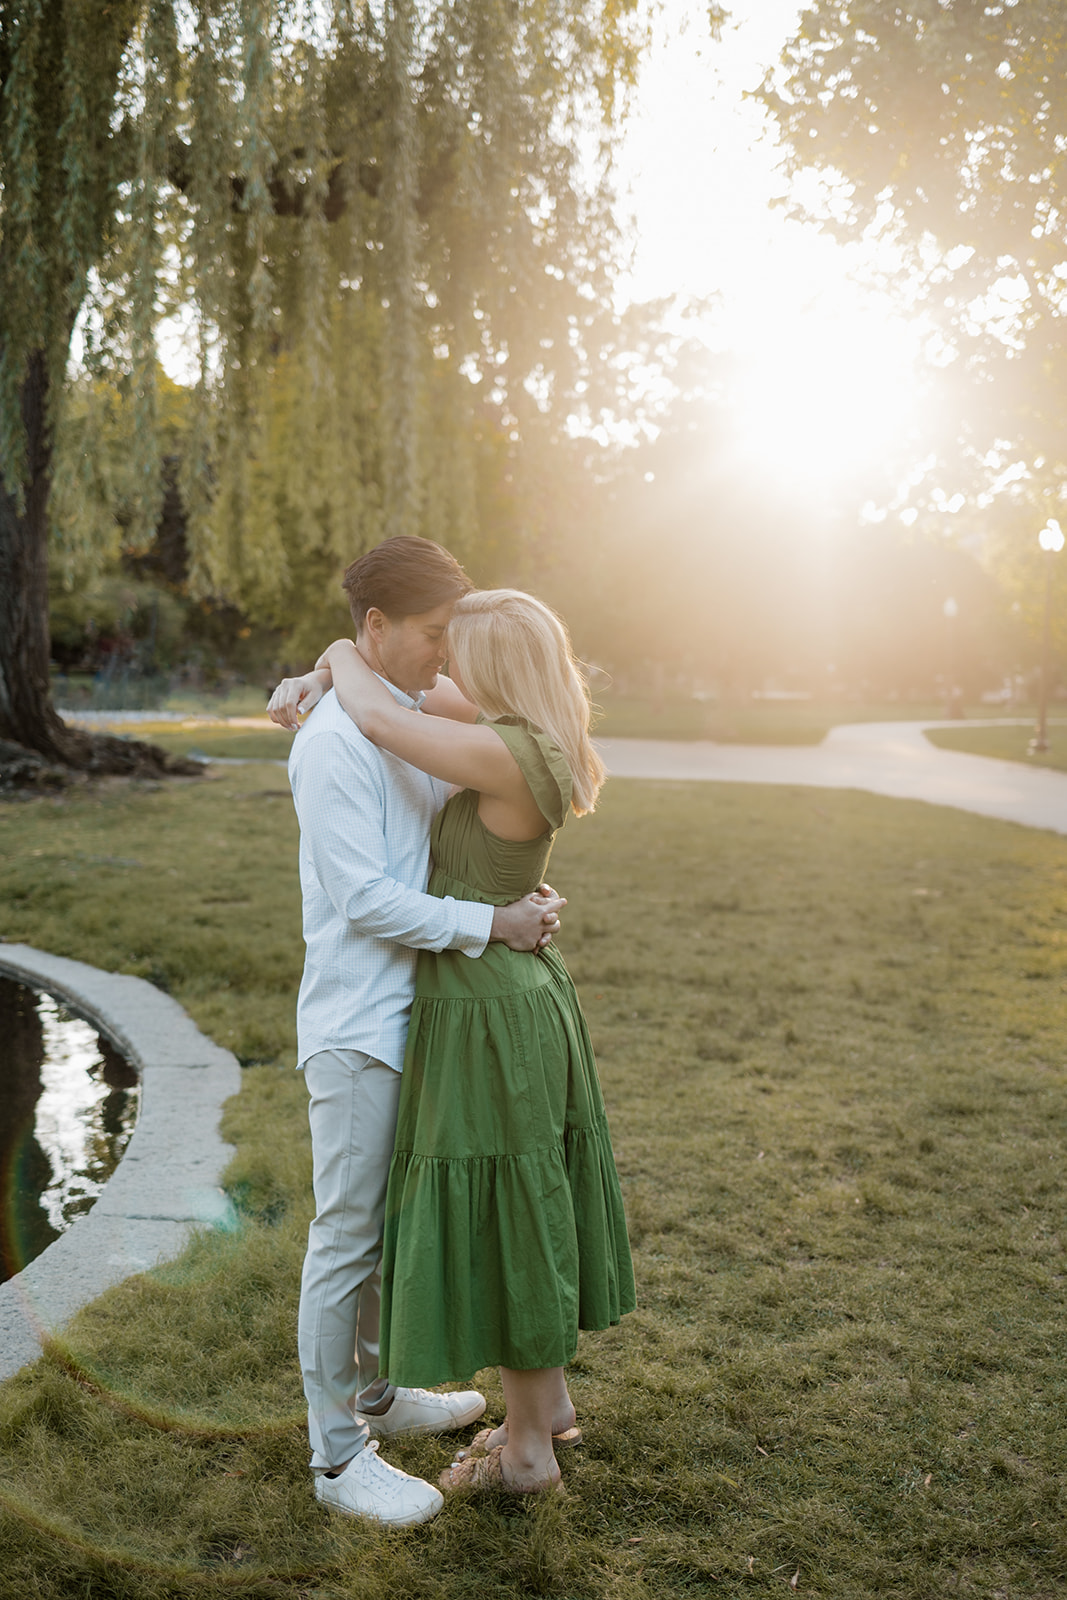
[{"left": 0, "top": 976, "right": 140, "bottom": 1285}]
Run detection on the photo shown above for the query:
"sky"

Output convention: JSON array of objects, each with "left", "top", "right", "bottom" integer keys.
[
  {"left": 612, "top": 1, "right": 926, "bottom": 497},
  {"left": 617, "top": 2, "right": 807, "bottom": 313}
]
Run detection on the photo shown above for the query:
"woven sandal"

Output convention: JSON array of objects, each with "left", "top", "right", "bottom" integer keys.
[
  {"left": 454, "top": 1421, "right": 583, "bottom": 1462},
  {"left": 439, "top": 1444, "right": 565, "bottom": 1497}
]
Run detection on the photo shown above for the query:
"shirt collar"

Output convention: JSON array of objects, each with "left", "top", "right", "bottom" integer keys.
[{"left": 376, "top": 674, "right": 425, "bottom": 711}]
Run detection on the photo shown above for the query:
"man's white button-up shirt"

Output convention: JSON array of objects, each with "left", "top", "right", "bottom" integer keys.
[{"left": 289, "top": 684, "right": 493, "bottom": 1071}]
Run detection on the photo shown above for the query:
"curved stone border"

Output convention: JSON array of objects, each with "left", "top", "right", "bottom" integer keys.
[{"left": 0, "top": 945, "right": 240, "bottom": 1382}]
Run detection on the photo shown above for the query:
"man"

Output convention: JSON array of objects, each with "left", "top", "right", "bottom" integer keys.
[{"left": 274, "top": 536, "right": 563, "bottom": 1528}]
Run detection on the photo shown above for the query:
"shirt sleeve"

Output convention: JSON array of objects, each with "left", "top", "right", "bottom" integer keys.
[{"left": 290, "top": 730, "right": 492, "bottom": 956}]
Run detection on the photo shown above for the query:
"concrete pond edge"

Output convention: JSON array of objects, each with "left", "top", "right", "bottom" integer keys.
[{"left": 0, "top": 944, "right": 241, "bottom": 1383}]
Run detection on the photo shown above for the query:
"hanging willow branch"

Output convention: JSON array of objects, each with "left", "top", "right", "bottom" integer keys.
[
  {"left": 379, "top": 0, "right": 420, "bottom": 539},
  {"left": 166, "top": 135, "right": 377, "bottom": 217},
  {"left": 1, "top": 0, "right": 649, "bottom": 775}
]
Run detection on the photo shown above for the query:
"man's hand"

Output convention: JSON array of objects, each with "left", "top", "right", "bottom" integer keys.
[{"left": 490, "top": 883, "right": 566, "bottom": 952}]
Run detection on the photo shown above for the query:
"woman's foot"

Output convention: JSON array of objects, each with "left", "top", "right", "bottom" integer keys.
[
  {"left": 464, "top": 1421, "right": 508, "bottom": 1457},
  {"left": 439, "top": 1444, "right": 563, "bottom": 1497},
  {"left": 455, "top": 1406, "right": 581, "bottom": 1462}
]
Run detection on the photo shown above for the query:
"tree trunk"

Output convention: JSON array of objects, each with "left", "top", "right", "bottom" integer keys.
[{"left": 0, "top": 350, "right": 196, "bottom": 786}]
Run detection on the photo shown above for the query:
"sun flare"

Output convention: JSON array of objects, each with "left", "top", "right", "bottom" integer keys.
[
  {"left": 615, "top": 2, "right": 928, "bottom": 500},
  {"left": 725, "top": 297, "right": 924, "bottom": 491}
]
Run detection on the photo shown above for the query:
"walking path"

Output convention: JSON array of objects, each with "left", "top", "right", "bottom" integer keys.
[
  {"left": 64, "top": 708, "right": 1067, "bottom": 835},
  {"left": 596, "top": 720, "right": 1067, "bottom": 836}
]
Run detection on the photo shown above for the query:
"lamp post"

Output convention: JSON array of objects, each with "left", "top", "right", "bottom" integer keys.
[{"left": 1030, "top": 518, "right": 1065, "bottom": 755}]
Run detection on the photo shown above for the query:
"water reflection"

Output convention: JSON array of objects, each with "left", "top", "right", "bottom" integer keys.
[{"left": 0, "top": 977, "right": 139, "bottom": 1283}]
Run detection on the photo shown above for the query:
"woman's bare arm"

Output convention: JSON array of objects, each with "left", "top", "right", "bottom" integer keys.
[
  {"left": 269, "top": 651, "right": 476, "bottom": 731},
  {"left": 323, "top": 639, "right": 521, "bottom": 798},
  {"left": 421, "top": 673, "right": 480, "bottom": 723}
]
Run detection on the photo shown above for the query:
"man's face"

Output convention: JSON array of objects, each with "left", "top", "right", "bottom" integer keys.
[{"left": 362, "top": 601, "right": 453, "bottom": 697}]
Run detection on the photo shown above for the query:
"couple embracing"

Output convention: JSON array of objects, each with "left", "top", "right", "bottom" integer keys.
[{"left": 270, "top": 535, "right": 635, "bottom": 1526}]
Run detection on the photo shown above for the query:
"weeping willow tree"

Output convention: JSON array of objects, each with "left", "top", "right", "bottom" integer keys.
[{"left": 0, "top": 0, "right": 645, "bottom": 776}]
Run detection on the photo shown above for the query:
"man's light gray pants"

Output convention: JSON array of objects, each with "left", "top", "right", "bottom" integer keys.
[{"left": 298, "top": 1048, "right": 401, "bottom": 1471}]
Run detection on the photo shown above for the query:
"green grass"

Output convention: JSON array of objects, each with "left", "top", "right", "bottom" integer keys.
[
  {"left": 925, "top": 719, "right": 1067, "bottom": 773},
  {"left": 163, "top": 687, "right": 281, "bottom": 718},
  {"left": 54, "top": 682, "right": 284, "bottom": 719},
  {"left": 0, "top": 766, "right": 301, "bottom": 1065},
  {"left": 72, "top": 695, "right": 1030, "bottom": 756},
  {"left": 1, "top": 770, "right": 1066, "bottom": 1597},
  {"left": 592, "top": 695, "right": 1000, "bottom": 744},
  {"left": 146, "top": 725, "right": 294, "bottom": 763}
]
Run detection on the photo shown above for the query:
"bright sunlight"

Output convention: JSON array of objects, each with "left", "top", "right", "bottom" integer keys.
[
  {"left": 724, "top": 294, "right": 924, "bottom": 490},
  {"left": 617, "top": 0, "right": 926, "bottom": 493}
]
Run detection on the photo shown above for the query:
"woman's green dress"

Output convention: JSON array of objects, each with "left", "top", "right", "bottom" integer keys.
[{"left": 379, "top": 718, "right": 636, "bottom": 1385}]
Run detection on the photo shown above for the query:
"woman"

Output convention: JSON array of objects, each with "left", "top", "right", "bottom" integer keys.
[{"left": 276, "top": 589, "right": 634, "bottom": 1496}]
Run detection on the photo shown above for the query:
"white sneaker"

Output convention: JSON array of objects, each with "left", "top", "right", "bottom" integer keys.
[
  {"left": 314, "top": 1441, "right": 444, "bottom": 1526},
  {"left": 357, "top": 1385, "right": 487, "bottom": 1439}
]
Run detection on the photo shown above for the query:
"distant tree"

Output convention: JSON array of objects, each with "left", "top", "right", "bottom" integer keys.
[
  {"left": 759, "top": 1, "right": 1067, "bottom": 653},
  {"left": 0, "top": 0, "right": 645, "bottom": 777},
  {"left": 542, "top": 381, "right": 1012, "bottom": 703}
]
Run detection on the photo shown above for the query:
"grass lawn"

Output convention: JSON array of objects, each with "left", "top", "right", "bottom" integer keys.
[
  {"left": 1, "top": 769, "right": 1065, "bottom": 1598},
  {"left": 146, "top": 724, "right": 295, "bottom": 763},
  {"left": 91, "top": 698, "right": 1024, "bottom": 759},
  {"left": 591, "top": 697, "right": 957, "bottom": 744},
  {"left": 163, "top": 687, "right": 281, "bottom": 719},
  {"left": 925, "top": 720, "right": 1067, "bottom": 774}
]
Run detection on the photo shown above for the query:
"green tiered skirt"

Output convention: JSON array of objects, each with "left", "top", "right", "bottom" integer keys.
[{"left": 379, "top": 875, "right": 635, "bottom": 1386}]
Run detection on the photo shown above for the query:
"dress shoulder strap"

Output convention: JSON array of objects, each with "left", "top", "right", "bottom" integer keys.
[{"left": 479, "top": 715, "right": 572, "bottom": 830}]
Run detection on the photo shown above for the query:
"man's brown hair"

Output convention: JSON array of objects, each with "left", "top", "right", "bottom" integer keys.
[{"left": 341, "top": 536, "right": 472, "bottom": 630}]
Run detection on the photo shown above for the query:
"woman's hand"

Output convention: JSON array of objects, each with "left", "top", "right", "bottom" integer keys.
[
  {"left": 490, "top": 884, "right": 566, "bottom": 952},
  {"left": 533, "top": 883, "right": 564, "bottom": 950},
  {"left": 267, "top": 667, "right": 332, "bottom": 731}
]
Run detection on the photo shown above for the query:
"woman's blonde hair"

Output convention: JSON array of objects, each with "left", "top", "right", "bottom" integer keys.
[{"left": 447, "top": 589, "right": 605, "bottom": 816}]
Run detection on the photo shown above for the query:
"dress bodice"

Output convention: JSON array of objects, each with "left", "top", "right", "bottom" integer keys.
[{"left": 427, "top": 717, "right": 573, "bottom": 906}]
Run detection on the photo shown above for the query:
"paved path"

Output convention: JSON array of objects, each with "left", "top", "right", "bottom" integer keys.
[
  {"left": 596, "top": 720, "right": 1067, "bottom": 836},
  {"left": 62, "top": 709, "right": 1067, "bottom": 833}
]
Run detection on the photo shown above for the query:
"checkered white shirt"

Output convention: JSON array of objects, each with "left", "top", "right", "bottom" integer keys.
[{"left": 289, "top": 684, "right": 492, "bottom": 1071}]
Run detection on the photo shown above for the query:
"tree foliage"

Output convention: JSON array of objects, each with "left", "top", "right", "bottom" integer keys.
[
  {"left": 760, "top": 3, "right": 1067, "bottom": 474},
  {"left": 759, "top": 0, "right": 1067, "bottom": 654},
  {"left": 540, "top": 389, "right": 1010, "bottom": 704},
  {"left": 0, "top": 0, "right": 647, "bottom": 770}
]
